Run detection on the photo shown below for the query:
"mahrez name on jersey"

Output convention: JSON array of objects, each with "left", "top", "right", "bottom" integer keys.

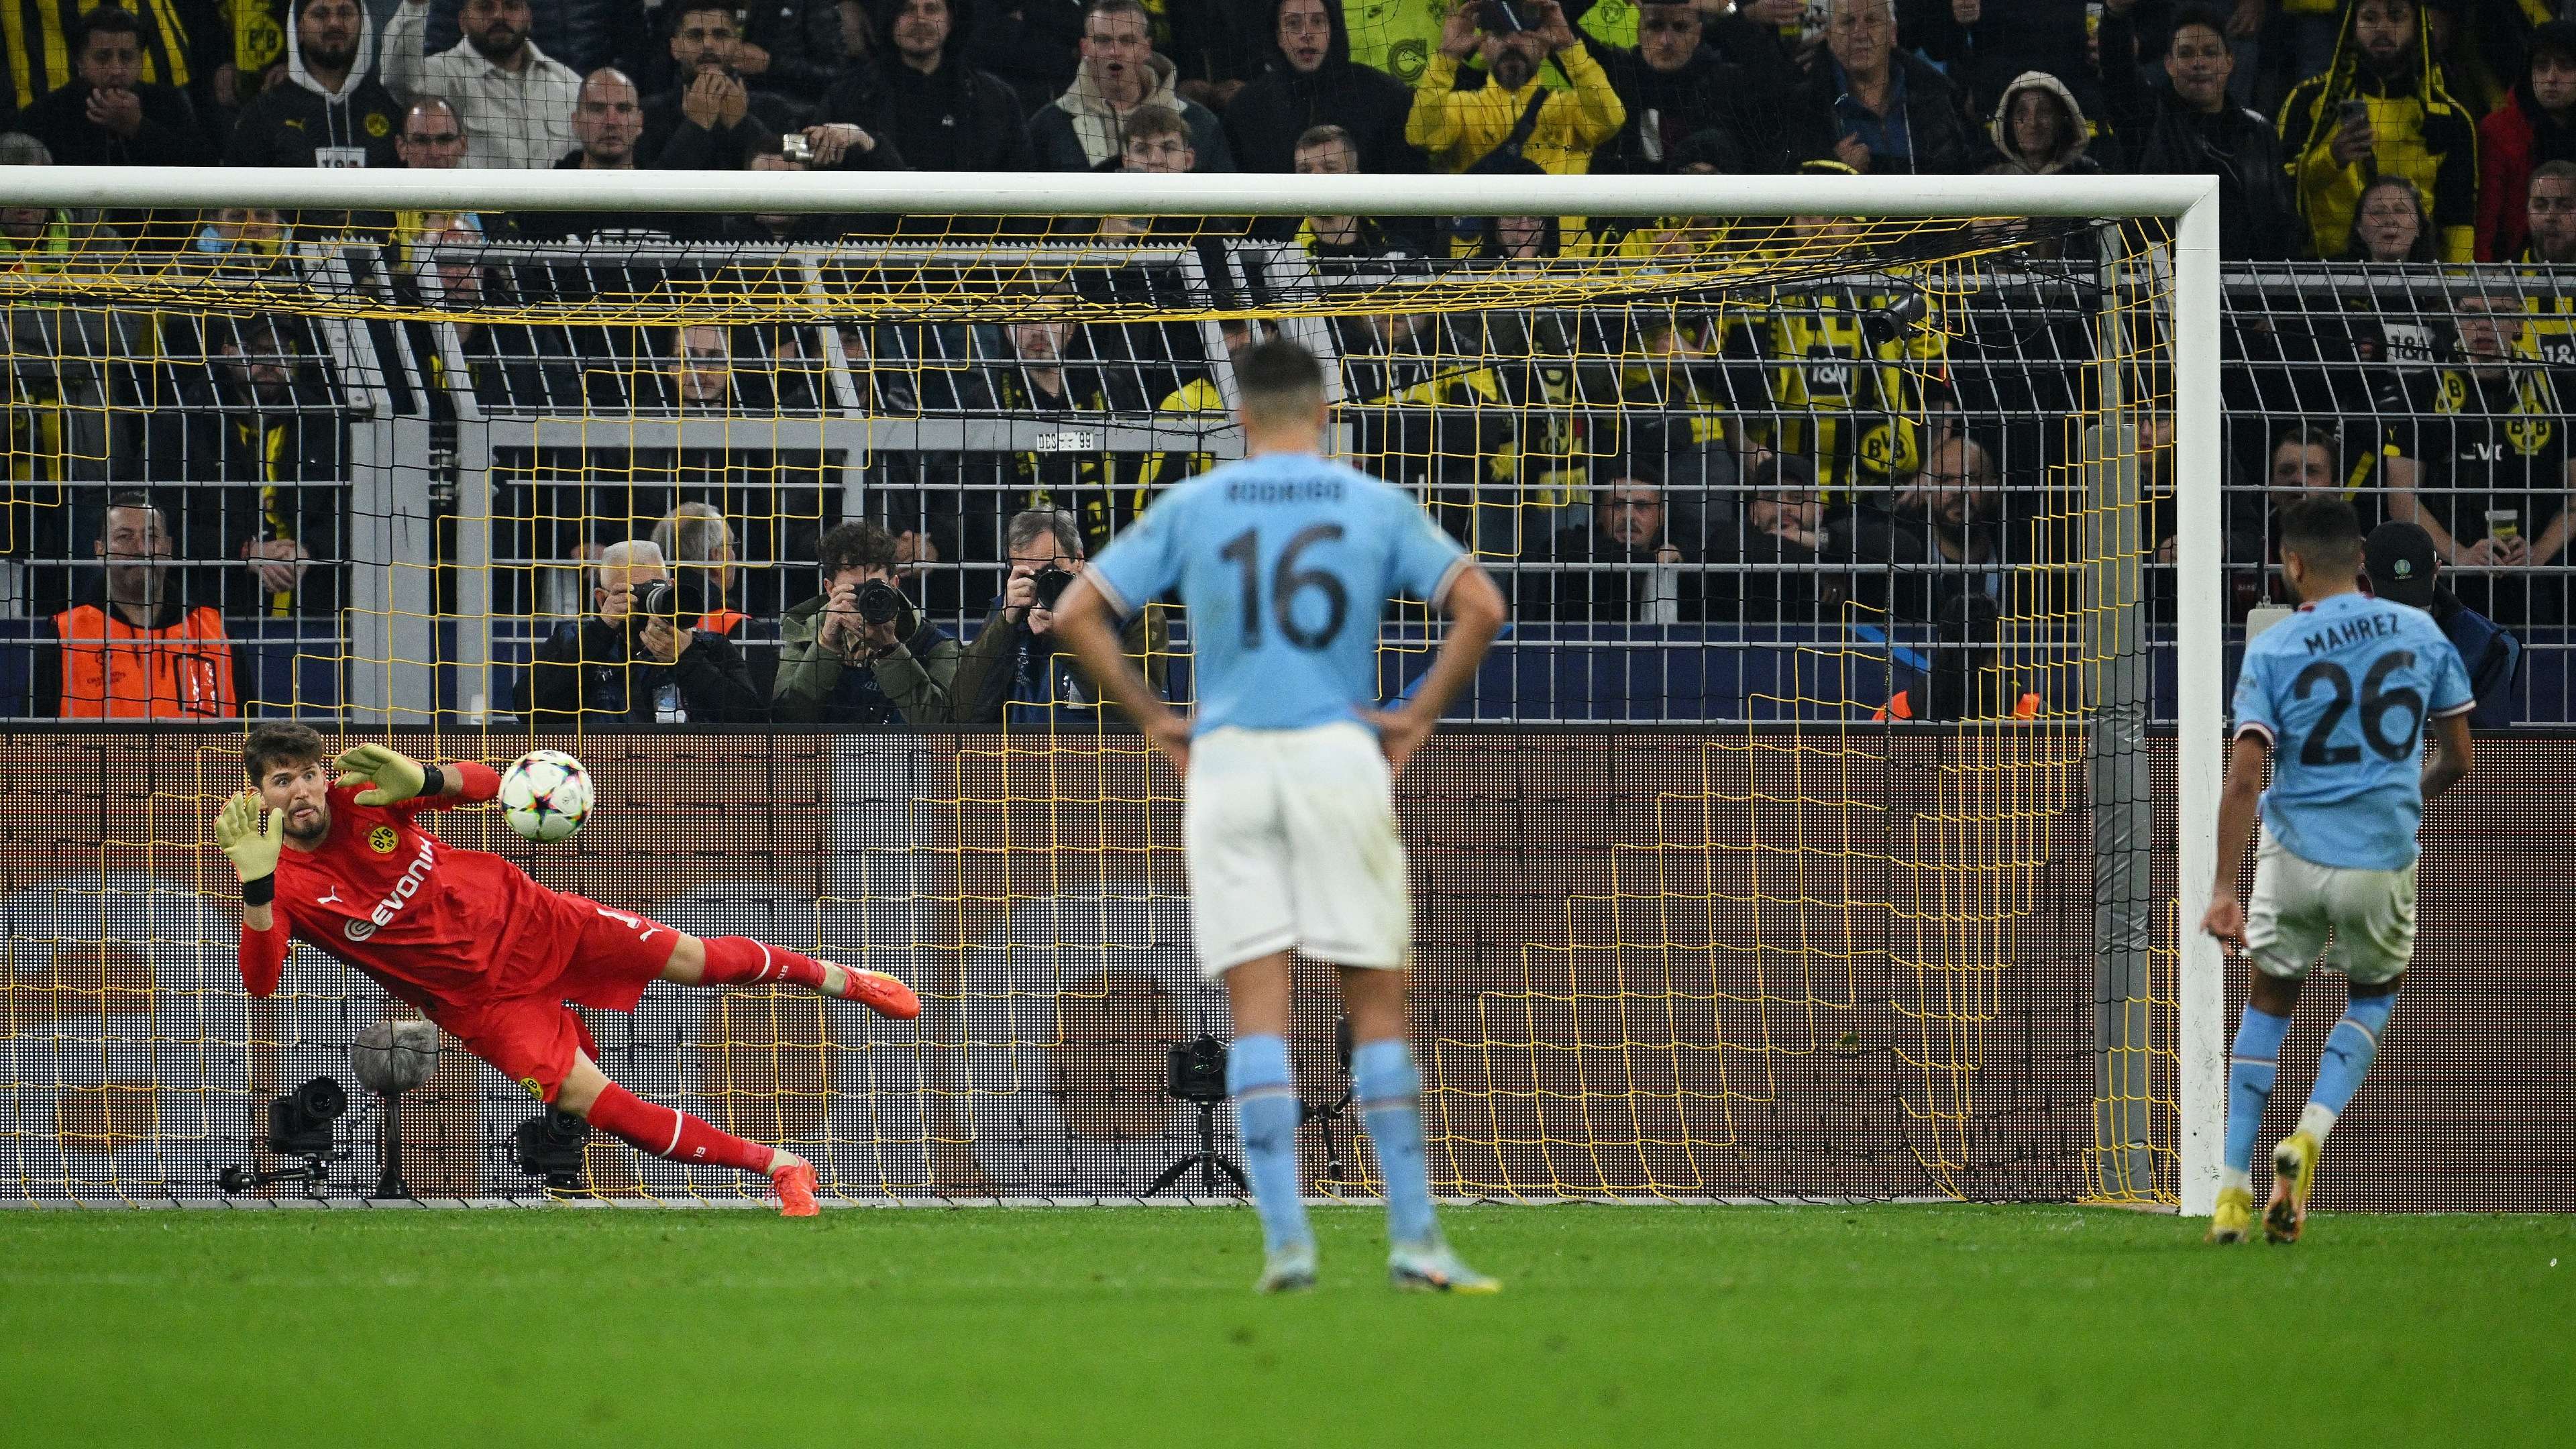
[{"left": 2296, "top": 612, "right": 2402, "bottom": 655}]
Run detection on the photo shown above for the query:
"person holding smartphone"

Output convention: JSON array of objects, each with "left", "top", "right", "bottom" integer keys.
[{"left": 2276, "top": 0, "right": 2476, "bottom": 261}]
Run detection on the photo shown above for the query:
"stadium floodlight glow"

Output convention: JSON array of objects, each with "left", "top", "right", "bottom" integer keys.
[{"left": 0, "top": 165, "right": 2227, "bottom": 1216}]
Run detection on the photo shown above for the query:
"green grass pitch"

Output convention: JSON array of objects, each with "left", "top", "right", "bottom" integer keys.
[{"left": 3, "top": 1205, "right": 2566, "bottom": 1447}]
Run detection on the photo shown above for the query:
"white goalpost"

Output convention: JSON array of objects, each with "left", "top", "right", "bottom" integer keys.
[{"left": 0, "top": 166, "right": 2225, "bottom": 1212}]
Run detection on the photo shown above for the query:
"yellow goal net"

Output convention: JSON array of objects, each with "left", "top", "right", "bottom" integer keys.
[{"left": 0, "top": 171, "right": 2218, "bottom": 1208}]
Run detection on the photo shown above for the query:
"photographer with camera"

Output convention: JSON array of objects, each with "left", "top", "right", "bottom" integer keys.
[
  {"left": 956, "top": 508, "right": 1166, "bottom": 723},
  {"left": 773, "top": 521, "right": 971, "bottom": 725},
  {"left": 1406, "top": 0, "right": 1624, "bottom": 177},
  {"left": 520, "top": 539, "right": 765, "bottom": 724}
]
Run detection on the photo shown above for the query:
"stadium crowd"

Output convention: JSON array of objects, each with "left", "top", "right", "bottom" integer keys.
[
  {"left": 5, "top": 0, "right": 2572, "bottom": 260},
  {"left": 0, "top": 0, "right": 2560, "bottom": 722}
]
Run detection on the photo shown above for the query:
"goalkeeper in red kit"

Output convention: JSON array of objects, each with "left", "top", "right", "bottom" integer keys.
[{"left": 212, "top": 722, "right": 919, "bottom": 1215}]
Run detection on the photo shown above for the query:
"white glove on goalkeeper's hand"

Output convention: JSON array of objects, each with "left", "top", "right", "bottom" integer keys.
[
  {"left": 214, "top": 791, "right": 285, "bottom": 883},
  {"left": 333, "top": 743, "right": 427, "bottom": 806}
]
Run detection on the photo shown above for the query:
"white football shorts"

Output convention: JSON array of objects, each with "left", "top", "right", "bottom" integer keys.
[
  {"left": 2244, "top": 830, "right": 2418, "bottom": 987},
  {"left": 1183, "top": 720, "right": 1412, "bottom": 977}
]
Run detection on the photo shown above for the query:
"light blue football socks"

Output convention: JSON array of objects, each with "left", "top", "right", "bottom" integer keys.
[
  {"left": 2224, "top": 1005, "right": 2292, "bottom": 1193},
  {"left": 2304, "top": 989, "right": 2397, "bottom": 1138},
  {"left": 1353, "top": 1038, "right": 1438, "bottom": 1246},
  {"left": 1226, "top": 1033, "right": 1312, "bottom": 1256}
]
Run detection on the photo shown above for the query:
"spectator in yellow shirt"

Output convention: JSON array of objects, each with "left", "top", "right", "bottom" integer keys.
[
  {"left": 2277, "top": 0, "right": 2477, "bottom": 262},
  {"left": 1404, "top": 0, "right": 1625, "bottom": 176}
]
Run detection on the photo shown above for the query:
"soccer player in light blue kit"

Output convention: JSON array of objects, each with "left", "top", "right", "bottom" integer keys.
[
  {"left": 2202, "top": 498, "right": 2474, "bottom": 1245},
  {"left": 1054, "top": 338, "right": 1509, "bottom": 1293}
]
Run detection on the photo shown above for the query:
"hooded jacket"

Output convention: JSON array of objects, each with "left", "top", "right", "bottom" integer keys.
[
  {"left": 2475, "top": 23, "right": 2576, "bottom": 261},
  {"left": 222, "top": 0, "right": 403, "bottom": 169},
  {"left": 1223, "top": 0, "right": 1417, "bottom": 174},
  {"left": 2096, "top": 5, "right": 2292, "bottom": 260},
  {"left": 1028, "top": 50, "right": 1236, "bottom": 172},
  {"left": 2277, "top": 0, "right": 2478, "bottom": 261},
  {"left": 815, "top": 0, "right": 1033, "bottom": 174},
  {"left": 1986, "top": 70, "right": 2096, "bottom": 176},
  {"left": 1592, "top": 28, "right": 1770, "bottom": 176}
]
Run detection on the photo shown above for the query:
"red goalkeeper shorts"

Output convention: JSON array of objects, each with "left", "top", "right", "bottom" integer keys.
[{"left": 430, "top": 895, "right": 680, "bottom": 1105}]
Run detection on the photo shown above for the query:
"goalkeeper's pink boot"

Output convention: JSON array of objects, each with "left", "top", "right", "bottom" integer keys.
[
  {"left": 824, "top": 961, "right": 921, "bottom": 1021},
  {"left": 772, "top": 1159, "right": 821, "bottom": 1218}
]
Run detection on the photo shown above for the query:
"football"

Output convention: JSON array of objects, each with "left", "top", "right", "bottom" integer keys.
[{"left": 497, "top": 749, "right": 594, "bottom": 843}]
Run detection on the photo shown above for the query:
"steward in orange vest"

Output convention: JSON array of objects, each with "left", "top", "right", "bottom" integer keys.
[{"left": 38, "top": 596, "right": 239, "bottom": 718}]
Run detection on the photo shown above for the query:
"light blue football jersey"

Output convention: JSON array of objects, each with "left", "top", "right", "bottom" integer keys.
[
  {"left": 1087, "top": 451, "right": 1468, "bottom": 736},
  {"left": 2231, "top": 590, "right": 2474, "bottom": 870}
]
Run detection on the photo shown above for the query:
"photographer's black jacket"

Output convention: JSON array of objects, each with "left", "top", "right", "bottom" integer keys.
[{"left": 519, "top": 614, "right": 765, "bottom": 724}]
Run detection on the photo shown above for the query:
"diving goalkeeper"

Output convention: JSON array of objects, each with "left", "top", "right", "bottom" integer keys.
[{"left": 213, "top": 722, "right": 920, "bottom": 1214}]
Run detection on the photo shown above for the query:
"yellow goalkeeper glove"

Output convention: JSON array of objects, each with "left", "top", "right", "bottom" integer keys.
[
  {"left": 213, "top": 790, "right": 284, "bottom": 885},
  {"left": 333, "top": 743, "right": 429, "bottom": 806}
]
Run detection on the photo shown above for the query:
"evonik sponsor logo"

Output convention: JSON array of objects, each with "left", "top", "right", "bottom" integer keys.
[{"left": 344, "top": 837, "right": 437, "bottom": 942}]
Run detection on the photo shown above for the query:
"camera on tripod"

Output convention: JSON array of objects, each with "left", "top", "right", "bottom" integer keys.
[
  {"left": 1166, "top": 1034, "right": 1228, "bottom": 1104},
  {"left": 217, "top": 1075, "right": 348, "bottom": 1199},
  {"left": 1147, "top": 1033, "right": 1248, "bottom": 1198},
  {"left": 515, "top": 1107, "right": 592, "bottom": 1193}
]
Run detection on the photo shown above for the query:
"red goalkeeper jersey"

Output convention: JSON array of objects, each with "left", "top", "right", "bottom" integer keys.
[{"left": 237, "top": 771, "right": 580, "bottom": 1007}]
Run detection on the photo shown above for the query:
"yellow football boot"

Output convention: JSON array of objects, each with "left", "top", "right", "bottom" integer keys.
[
  {"left": 2206, "top": 1185, "right": 2256, "bottom": 1244},
  {"left": 2265, "top": 1130, "right": 2322, "bottom": 1244}
]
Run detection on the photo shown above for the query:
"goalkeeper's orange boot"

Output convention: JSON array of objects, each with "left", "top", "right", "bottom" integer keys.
[
  {"left": 2265, "top": 1130, "right": 2321, "bottom": 1244},
  {"left": 824, "top": 961, "right": 921, "bottom": 1021},
  {"left": 772, "top": 1159, "right": 821, "bottom": 1218}
]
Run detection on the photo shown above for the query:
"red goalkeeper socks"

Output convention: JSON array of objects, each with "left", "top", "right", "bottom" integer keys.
[
  {"left": 697, "top": 936, "right": 828, "bottom": 991},
  {"left": 585, "top": 1080, "right": 775, "bottom": 1174}
]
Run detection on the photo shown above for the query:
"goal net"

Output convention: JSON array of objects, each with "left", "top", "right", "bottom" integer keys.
[{"left": 0, "top": 170, "right": 2225, "bottom": 1209}]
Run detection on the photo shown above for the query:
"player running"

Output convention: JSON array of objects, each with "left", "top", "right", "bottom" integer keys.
[
  {"left": 213, "top": 724, "right": 920, "bottom": 1214},
  {"left": 2201, "top": 498, "right": 2473, "bottom": 1245},
  {"left": 1055, "top": 338, "right": 1509, "bottom": 1293}
]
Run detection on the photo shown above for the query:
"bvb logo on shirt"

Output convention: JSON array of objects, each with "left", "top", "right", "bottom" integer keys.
[
  {"left": 1389, "top": 38, "right": 1429, "bottom": 85},
  {"left": 519, "top": 1077, "right": 545, "bottom": 1101},
  {"left": 365, "top": 111, "right": 392, "bottom": 138},
  {"left": 2436, "top": 370, "right": 2469, "bottom": 414},
  {"left": 368, "top": 824, "right": 398, "bottom": 855},
  {"left": 2505, "top": 411, "right": 2554, "bottom": 456}
]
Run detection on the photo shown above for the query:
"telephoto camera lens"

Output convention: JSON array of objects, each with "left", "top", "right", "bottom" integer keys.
[
  {"left": 855, "top": 579, "right": 906, "bottom": 626},
  {"left": 1031, "top": 566, "right": 1075, "bottom": 611},
  {"left": 634, "top": 580, "right": 677, "bottom": 620}
]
